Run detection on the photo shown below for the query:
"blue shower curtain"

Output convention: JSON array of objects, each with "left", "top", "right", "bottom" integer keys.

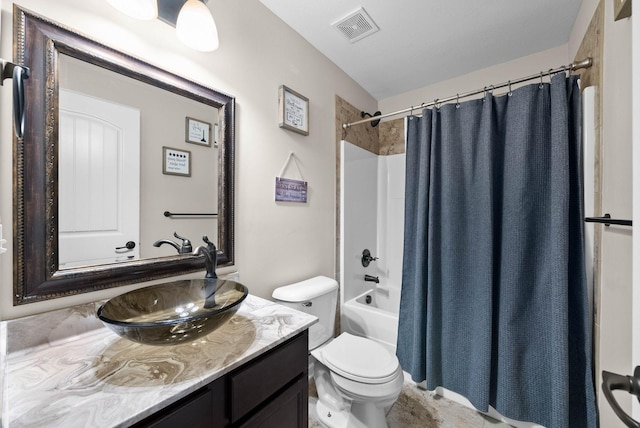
[{"left": 397, "top": 74, "right": 597, "bottom": 428}]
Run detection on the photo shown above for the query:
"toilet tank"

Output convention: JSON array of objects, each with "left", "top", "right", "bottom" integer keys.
[{"left": 272, "top": 276, "right": 338, "bottom": 350}]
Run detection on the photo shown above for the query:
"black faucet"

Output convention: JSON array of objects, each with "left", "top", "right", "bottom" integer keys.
[
  {"left": 153, "top": 232, "right": 192, "bottom": 254},
  {"left": 193, "top": 235, "right": 218, "bottom": 279},
  {"left": 364, "top": 274, "right": 379, "bottom": 284}
]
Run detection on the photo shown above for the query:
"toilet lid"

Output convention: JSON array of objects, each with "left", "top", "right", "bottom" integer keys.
[{"left": 321, "top": 333, "right": 400, "bottom": 384}]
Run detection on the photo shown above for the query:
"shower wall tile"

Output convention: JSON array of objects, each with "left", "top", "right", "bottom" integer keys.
[
  {"left": 574, "top": 0, "right": 603, "bottom": 397},
  {"left": 379, "top": 118, "right": 406, "bottom": 155},
  {"left": 335, "top": 95, "right": 380, "bottom": 154}
]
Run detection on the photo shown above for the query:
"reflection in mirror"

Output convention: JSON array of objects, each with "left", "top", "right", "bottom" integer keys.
[
  {"left": 58, "top": 55, "right": 219, "bottom": 269},
  {"left": 13, "top": 6, "right": 235, "bottom": 304}
]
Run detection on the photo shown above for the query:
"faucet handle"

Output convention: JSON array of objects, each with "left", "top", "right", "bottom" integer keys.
[
  {"left": 173, "top": 232, "right": 192, "bottom": 253},
  {"left": 361, "top": 249, "right": 379, "bottom": 267},
  {"left": 174, "top": 231, "right": 190, "bottom": 243}
]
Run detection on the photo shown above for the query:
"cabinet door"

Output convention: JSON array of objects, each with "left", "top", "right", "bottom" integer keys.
[
  {"left": 230, "top": 333, "right": 307, "bottom": 422},
  {"left": 238, "top": 377, "right": 308, "bottom": 428},
  {"left": 135, "top": 378, "right": 227, "bottom": 428}
]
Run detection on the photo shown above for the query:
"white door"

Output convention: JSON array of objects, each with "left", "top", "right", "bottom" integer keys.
[{"left": 58, "top": 89, "right": 140, "bottom": 268}]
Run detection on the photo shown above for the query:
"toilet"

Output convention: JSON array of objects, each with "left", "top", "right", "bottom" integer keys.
[{"left": 272, "top": 276, "right": 403, "bottom": 428}]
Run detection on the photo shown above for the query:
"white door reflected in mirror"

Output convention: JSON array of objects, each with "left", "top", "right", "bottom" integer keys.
[{"left": 58, "top": 89, "right": 141, "bottom": 268}]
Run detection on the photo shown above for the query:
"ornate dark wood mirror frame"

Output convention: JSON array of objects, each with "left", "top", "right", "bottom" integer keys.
[{"left": 13, "top": 6, "right": 235, "bottom": 304}]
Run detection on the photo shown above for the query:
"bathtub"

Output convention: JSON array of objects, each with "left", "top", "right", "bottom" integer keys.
[{"left": 341, "top": 286, "right": 400, "bottom": 353}]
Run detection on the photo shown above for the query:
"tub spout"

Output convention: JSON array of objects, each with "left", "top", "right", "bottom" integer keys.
[{"left": 364, "top": 274, "right": 379, "bottom": 284}]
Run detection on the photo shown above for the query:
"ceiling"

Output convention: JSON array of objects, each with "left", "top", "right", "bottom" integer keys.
[{"left": 259, "top": 0, "right": 583, "bottom": 100}]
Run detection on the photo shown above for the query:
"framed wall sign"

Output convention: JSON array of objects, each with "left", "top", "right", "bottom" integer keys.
[
  {"left": 185, "top": 116, "right": 212, "bottom": 146},
  {"left": 275, "top": 177, "right": 308, "bottom": 203},
  {"left": 278, "top": 85, "right": 309, "bottom": 136},
  {"left": 163, "top": 146, "right": 191, "bottom": 177}
]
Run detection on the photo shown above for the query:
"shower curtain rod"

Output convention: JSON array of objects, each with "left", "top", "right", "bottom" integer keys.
[{"left": 342, "top": 57, "right": 593, "bottom": 129}]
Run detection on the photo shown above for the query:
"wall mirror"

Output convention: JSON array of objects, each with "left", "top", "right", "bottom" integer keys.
[{"left": 13, "top": 6, "right": 235, "bottom": 304}]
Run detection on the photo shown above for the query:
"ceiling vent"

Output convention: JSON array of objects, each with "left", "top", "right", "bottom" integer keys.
[{"left": 332, "top": 7, "right": 379, "bottom": 43}]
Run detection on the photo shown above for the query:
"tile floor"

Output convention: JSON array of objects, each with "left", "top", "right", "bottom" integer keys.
[{"left": 308, "top": 377, "right": 513, "bottom": 428}]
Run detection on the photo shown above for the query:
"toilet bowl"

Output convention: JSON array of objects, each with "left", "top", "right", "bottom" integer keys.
[
  {"left": 272, "top": 276, "right": 403, "bottom": 428},
  {"left": 312, "top": 332, "right": 403, "bottom": 428}
]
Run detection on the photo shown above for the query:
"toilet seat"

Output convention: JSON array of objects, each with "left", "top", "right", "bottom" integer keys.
[{"left": 319, "top": 333, "right": 400, "bottom": 384}]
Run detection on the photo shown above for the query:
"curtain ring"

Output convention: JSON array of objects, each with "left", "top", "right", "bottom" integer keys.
[
  {"left": 433, "top": 98, "right": 440, "bottom": 110},
  {"left": 508, "top": 80, "right": 513, "bottom": 97},
  {"left": 539, "top": 72, "right": 544, "bottom": 88},
  {"left": 410, "top": 105, "right": 414, "bottom": 116},
  {"left": 455, "top": 93, "right": 460, "bottom": 109}
]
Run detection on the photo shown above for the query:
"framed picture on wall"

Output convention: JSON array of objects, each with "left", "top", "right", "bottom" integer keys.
[
  {"left": 278, "top": 85, "right": 309, "bottom": 136},
  {"left": 185, "top": 117, "right": 212, "bottom": 146},
  {"left": 163, "top": 146, "right": 191, "bottom": 177}
]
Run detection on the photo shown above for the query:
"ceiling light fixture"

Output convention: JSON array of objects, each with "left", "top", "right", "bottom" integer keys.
[
  {"left": 106, "top": 0, "right": 219, "bottom": 52},
  {"left": 106, "top": 0, "right": 158, "bottom": 21},
  {"left": 176, "top": 0, "right": 219, "bottom": 52}
]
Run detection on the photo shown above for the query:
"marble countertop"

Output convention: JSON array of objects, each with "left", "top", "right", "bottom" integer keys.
[{"left": 1, "top": 294, "right": 317, "bottom": 428}]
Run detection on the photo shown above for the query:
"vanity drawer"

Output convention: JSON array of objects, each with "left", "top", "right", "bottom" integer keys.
[{"left": 230, "top": 331, "right": 308, "bottom": 422}]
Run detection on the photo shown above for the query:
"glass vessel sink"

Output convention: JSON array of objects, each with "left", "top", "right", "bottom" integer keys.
[{"left": 97, "top": 279, "right": 248, "bottom": 345}]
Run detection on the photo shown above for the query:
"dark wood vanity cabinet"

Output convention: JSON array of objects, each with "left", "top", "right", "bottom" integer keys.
[{"left": 134, "top": 331, "right": 309, "bottom": 428}]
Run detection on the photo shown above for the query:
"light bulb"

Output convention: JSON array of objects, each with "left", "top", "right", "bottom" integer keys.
[
  {"left": 176, "top": 0, "right": 219, "bottom": 52},
  {"left": 106, "top": 0, "right": 158, "bottom": 20}
]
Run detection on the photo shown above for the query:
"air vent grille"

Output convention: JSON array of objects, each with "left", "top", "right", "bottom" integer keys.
[{"left": 333, "top": 7, "right": 379, "bottom": 43}]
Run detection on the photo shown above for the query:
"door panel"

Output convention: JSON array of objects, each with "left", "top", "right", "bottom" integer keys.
[{"left": 58, "top": 89, "right": 140, "bottom": 268}]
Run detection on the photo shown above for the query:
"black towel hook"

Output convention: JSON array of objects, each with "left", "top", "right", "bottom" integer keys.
[{"left": 1, "top": 59, "right": 30, "bottom": 138}]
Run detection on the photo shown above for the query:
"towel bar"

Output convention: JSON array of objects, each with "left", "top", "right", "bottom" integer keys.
[
  {"left": 164, "top": 211, "right": 217, "bottom": 218},
  {"left": 584, "top": 213, "right": 632, "bottom": 227}
]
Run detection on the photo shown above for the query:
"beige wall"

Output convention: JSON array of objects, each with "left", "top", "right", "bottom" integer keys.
[
  {"left": 632, "top": 4, "right": 640, "bottom": 420},
  {"left": 379, "top": 45, "right": 569, "bottom": 114},
  {"left": 0, "top": 0, "right": 377, "bottom": 319},
  {"left": 598, "top": 1, "right": 633, "bottom": 425}
]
